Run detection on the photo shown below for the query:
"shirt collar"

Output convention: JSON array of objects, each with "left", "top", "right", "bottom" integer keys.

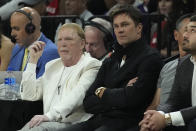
[{"left": 190, "top": 56, "right": 196, "bottom": 65}]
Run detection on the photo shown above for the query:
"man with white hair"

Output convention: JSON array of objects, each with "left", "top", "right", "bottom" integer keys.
[{"left": 84, "top": 17, "right": 114, "bottom": 61}]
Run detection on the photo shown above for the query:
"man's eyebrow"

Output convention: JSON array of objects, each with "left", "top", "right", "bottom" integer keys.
[{"left": 190, "top": 25, "right": 196, "bottom": 28}]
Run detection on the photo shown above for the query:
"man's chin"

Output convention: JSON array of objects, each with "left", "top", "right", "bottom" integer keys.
[{"left": 18, "top": 43, "right": 24, "bottom": 46}]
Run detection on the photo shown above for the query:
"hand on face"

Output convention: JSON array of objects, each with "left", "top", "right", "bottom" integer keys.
[
  {"left": 139, "top": 110, "right": 166, "bottom": 131},
  {"left": 29, "top": 41, "right": 45, "bottom": 64},
  {"left": 28, "top": 115, "right": 49, "bottom": 128}
]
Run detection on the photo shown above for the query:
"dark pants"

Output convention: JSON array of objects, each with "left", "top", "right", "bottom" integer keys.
[
  {"left": 163, "top": 126, "right": 188, "bottom": 131},
  {"left": 62, "top": 115, "right": 139, "bottom": 131},
  {"left": 188, "top": 119, "right": 196, "bottom": 131}
]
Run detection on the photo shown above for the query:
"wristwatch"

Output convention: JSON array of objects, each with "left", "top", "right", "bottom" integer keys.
[
  {"left": 165, "top": 113, "right": 172, "bottom": 126},
  {"left": 95, "top": 87, "right": 105, "bottom": 96}
]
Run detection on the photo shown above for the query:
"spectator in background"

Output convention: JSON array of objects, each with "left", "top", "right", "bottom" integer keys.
[
  {"left": 8, "top": 7, "right": 59, "bottom": 78},
  {"left": 84, "top": 17, "right": 114, "bottom": 61},
  {"left": 54, "top": 0, "right": 93, "bottom": 44},
  {"left": 0, "top": 0, "right": 50, "bottom": 21},
  {"left": 87, "top": 0, "right": 116, "bottom": 15},
  {"left": 62, "top": 4, "right": 163, "bottom": 131},
  {"left": 61, "top": 0, "right": 93, "bottom": 21},
  {"left": 0, "top": 17, "right": 14, "bottom": 71},
  {"left": 19, "top": 23, "right": 101, "bottom": 131},
  {"left": 150, "top": 0, "right": 185, "bottom": 58},
  {"left": 46, "top": 0, "right": 59, "bottom": 15}
]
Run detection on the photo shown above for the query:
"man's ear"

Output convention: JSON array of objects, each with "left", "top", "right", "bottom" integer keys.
[
  {"left": 80, "top": 39, "right": 86, "bottom": 50},
  {"left": 137, "top": 23, "right": 143, "bottom": 34},
  {"left": 174, "top": 30, "right": 178, "bottom": 41}
]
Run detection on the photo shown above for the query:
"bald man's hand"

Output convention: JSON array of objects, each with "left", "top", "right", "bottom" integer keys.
[{"left": 28, "top": 41, "right": 45, "bottom": 64}]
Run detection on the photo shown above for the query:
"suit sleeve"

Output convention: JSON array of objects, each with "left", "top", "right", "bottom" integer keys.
[
  {"left": 84, "top": 55, "right": 163, "bottom": 113},
  {"left": 100, "top": 55, "right": 162, "bottom": 109},
  {"left": 180, "top": 106, "right": 196, "bottom": 124},
  {"left": 20, "top": 63, "right": 43, "bottom": 101},
  {"left": 83, "top": 60, "right": 111, "bottom": 114}
]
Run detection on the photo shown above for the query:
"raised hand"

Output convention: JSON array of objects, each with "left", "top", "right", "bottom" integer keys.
[{"left": 28, "top": 41, "right": 46, "bottom": 64}]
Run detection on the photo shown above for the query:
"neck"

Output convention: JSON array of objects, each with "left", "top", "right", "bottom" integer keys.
[
  {"left": 26, "top": 32, "right": 41, "bottom": 47},
  {"left": 63, "top": 53, "right": 83, "bottom": 67},
  {"left": 179, "top": 47, "right": 187, "bottom": 58}
]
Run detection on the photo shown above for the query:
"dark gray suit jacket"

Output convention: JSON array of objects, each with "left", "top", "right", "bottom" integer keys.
[{"left": 160, "top": 55, "right": 196, "bottom": 124}]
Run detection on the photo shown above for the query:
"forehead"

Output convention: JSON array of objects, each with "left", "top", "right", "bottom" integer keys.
[
  {"left": 178, "top": 18, "right": 190, "bottom": 29},
  {"left": 11, "top": 13, "right": 28, "bottom": 24},
  {"left": 85, "top": 26, "right": 102, "bottom": 34},
  {"left": 187, "top": 21, "right": 196, "bottom": 28},
  {"left": 113, "top": 13, "right": 133, "bottom": 23},
  {"left": 59, "top": 27, "right": 79, "bottom": 37}
]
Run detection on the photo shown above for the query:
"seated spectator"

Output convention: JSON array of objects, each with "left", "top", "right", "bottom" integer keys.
[
  {"left": 62, "top": 4, "right": 163, "bottom": 131},
  {"left": 0, "top": 17, "right": 14, "bottom": 71},
  {"left": 158, "top": 14, "right": 190, "bottom": 106},
  {"left": 8, "top": 7, "right": 59, "bottom": 78},
  {"left": 46, "top": 0, "right": 59, "bottom": 15},
  {"left": 150, "top": 0, "right": 185, "bottom": 58},
  {"left": 144, "top": 13, "right": 191, "bottom": 111},
  {"left": 84, "top": 17, "right": 114, "bottom": 61},
  {"left": 64, "top": 0, "right": 93, "bottom": 20},
  {"left": 139, "top": 14, "right": 196, "bottom": 131},
  {"left": 19, "top": 23, "right": 101, "bottom": 131},
  {"left": 0, "top": 0, "right": 50, "bottom": 21},
  {"left": 54, "top": 0, "right": 93, "bottom": 43}
]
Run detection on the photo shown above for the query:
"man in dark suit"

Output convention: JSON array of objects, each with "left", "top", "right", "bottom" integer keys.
[
  {"left": 139, "top": 15, "right": 196, "bottom": 131},
  {"left": 62, "top": 4, "right": 163, "bottom": 131}
]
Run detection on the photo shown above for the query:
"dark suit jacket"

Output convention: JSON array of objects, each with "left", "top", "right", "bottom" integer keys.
[
  {"left": 83, "top": 39, "right": 163, "bottom": 127},
  {"left": 160, "top": 56, "right": 196, "bottom": 124}
]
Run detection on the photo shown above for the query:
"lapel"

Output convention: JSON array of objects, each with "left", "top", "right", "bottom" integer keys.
[
  {"left": 9, "top": 46, "right": 25, "bottom": 71},
  {"left": 44, "top": 62, "right": 65, "bottom": 113}
]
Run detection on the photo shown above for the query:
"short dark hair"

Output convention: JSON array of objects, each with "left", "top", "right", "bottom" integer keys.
[
  {"left": 109, "top": 4, "right": 143, "bottom": 26},
  {"left": 190, "top": 14, "right": 196, "bottom": 22},
  {"left": 175, "top": 13, "right": 192, "bottom": 30}
]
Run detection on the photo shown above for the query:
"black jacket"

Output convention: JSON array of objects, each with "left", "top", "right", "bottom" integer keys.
[{"left": 84, "top": 39, "right": 163, "bottom": 125}]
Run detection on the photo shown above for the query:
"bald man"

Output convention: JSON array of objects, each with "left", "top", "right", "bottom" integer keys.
[{"left": 8, "top": 7, "right": 59, "bottom": 78}]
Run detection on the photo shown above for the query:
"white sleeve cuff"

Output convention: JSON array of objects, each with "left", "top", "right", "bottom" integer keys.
[
  {"left": 45, "top": 110, "right": 62, "bottom": 122},
  {"left": 25, "top": 63, "right": 36, "bottom": 72},
  {"left": 170, "top": 111, "right": 185, "bottom": 126}
]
